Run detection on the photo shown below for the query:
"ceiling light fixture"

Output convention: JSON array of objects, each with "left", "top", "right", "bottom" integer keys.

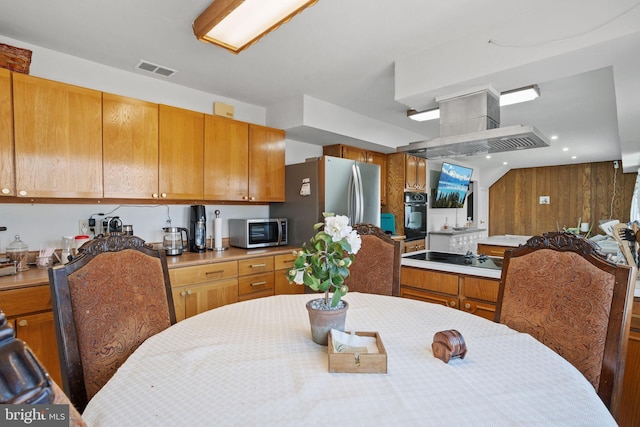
[
  {"left": 193, "top": 0, "right": 318, "bottom": 54},
  {"left": 407, "top": 108, "right": 440, "bottom": 122},
  {"left": 499, "top": 84, "right": 540, "bottom": 106},
  {"left": 407, "top": 84, "right": 540, "bottom": 121}
]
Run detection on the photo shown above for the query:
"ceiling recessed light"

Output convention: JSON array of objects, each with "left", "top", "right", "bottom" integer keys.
[
  {"left": 563, "top": 147, "right": 569, "bottom": 151},
  {"left": 551, "top": 135, "right": 559, "bottom": 140},
  {"left": 571, "top": 156, "right": 577, "bottom": 159},
  {"left": 486, "top": 155, "right": 491, "bottom": 159},
  {"left": 503, "top": 161, "right": 508, "bottom": 165}
]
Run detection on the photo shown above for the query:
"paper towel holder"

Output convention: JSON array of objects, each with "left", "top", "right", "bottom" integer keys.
[{"left": 211, "top": 209, "right": 228, "bottom": 252}]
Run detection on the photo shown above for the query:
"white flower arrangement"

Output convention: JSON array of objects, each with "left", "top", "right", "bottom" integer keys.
[{"left": 287, "top": 213, "right": 361, "bottom": 308}]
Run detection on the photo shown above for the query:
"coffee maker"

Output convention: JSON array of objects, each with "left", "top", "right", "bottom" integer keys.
[{"left": 189, "top": 205, "right": 207, "bottom": 252}]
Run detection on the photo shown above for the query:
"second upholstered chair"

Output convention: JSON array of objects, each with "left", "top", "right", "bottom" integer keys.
[
  {"left": 48, "top": 234, "right": 176, "bottom": 412},
  {"left": 345, "top": 224, "right": 401, "bottom": 296},
  {"left": 494, "top": 231, "right": 636, "bottom": 421}
]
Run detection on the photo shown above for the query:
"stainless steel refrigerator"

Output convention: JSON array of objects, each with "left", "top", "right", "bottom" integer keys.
[{"left": 270, "top": 156, "right": 380, "bottom": 246}]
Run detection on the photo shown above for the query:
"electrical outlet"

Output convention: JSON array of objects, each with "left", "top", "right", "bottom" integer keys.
[
  {"left": 78, "top": 219, "right": 89, "bottom": 235},
  {"left": 614, "top": 160, "right": 619, "bottom": 169}
]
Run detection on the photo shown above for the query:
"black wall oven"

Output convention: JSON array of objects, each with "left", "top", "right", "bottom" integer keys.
[{"left": 404, "top": 192, "right": 428, "bottom": 242}]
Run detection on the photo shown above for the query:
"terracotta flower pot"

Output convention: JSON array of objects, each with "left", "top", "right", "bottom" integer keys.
[{"left": 306, "top": 298, "right": 349, "bottom": 345}]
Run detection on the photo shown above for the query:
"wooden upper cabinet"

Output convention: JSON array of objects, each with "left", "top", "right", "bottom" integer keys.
[
  {"left": 366, "top": 151, "right": 387, "bottom": 206},
  {"left": 103, "top": 93, "right": 159, "bottom": 199},
  {"left": 405, "top": 155, "right": 426, "bottom": 191},
  {"left": 159, "top": 105, "right": 204, "bottom": 200},
  {"left": 204, "top": 116, "right": 285, "bottom": 202},
  {"left": 0, "top": 69, "right": 14, "bottom": 197},
  {"left": 204, "top": 115, "right": 249, "bottom": 201},
  {"left": 12, "top": 73, "right": 103, "bottom": 198},
  {"left": 248, "top": 124, "right": 285, "bottom": 202}
]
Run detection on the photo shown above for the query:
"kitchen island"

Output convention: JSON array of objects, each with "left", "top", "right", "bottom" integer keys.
[{"left": 400, "top": 250, "right": 501, "bottom": 320}]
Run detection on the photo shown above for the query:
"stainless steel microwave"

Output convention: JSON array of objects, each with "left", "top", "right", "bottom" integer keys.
[{"left": 229, "top": 218, "right": 288, "bottom": 249}]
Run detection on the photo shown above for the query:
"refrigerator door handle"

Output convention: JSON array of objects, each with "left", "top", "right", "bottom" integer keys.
[
  {"left": 355, "top": 164, "right": 364, "bottom": 223},
  {"left": 348, "top": 164, "right": 356, "bottom": 223}
]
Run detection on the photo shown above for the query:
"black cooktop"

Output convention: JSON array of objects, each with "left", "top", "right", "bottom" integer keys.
[{"left": 404, "top": 251, "right": 503, "bottom": 271}]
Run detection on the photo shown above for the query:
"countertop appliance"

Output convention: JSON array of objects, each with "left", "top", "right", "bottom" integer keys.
[
  {"left": 163, "top": 227, "right": 189, "bottom": 256},
  {"left": 404, "top": 191, "right": 428, "bottom": 242},
  {"left": 189, "top": 205, "right": 206, "bottom": 253},
  {"left": 270, "top": 156, "right": 380, "bottom": 246},
  {"left": 229, "top": 218, "right": 288, "bottom": 249},
  {"left": 404, "top": 251, "right": 503, "bottom": 271}
]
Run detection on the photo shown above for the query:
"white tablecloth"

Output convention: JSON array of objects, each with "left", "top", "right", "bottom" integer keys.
[{"left": 82, "top": 293, "right": 615, "bottom": 426}]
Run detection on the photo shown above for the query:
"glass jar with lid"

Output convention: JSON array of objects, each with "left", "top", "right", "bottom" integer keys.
[{"left": 7, "top": 235, "right": 29, "bottom": 272}]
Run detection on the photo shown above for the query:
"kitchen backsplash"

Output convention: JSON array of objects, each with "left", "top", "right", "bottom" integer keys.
[{"left": 0, "top": 203, "right": 269, "bottom": 253}]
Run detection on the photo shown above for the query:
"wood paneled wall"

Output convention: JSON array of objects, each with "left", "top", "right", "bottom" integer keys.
[{"left": 489, "top": 161, "right": 637, "bottom": 236}]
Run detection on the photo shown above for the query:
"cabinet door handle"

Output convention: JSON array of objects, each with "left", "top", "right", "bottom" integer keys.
[
  {"left": 464, "top": 303, "right": 471, "bottom": 310},
  {"left": 18, "top": 319, "right": 28, "bottom": 327},
  {"left": 250, "top": 263, "right": 266, "bottom": 268},
  {"left": 187, "top": 290, "right": 193, "bottom": 295},
  {"left": 19, "top": 190, "right": 27, "bottom": 196},
  {"left": 152, "top": 193, "right": 159, "bottom": 198},
  {"left": 205, "top": 270, "right": 224, "bottom": 277},
  {"left": 180, "top": 291, "right": 187, "bottom": 297},
  {"left": 1, "top": 188, "right": 9, "bottom": 194},
  {"left": 449, "top": 301, "right": 456, "bottom": 307},
  {"left": 250, "top": 281, "right": 267, "bottom": 287},
  {"left": 161, "top": 193, "right": 167, "bottom": 198}
]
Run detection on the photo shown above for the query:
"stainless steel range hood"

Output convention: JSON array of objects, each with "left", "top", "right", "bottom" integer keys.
[{"left": 398, "top": 87, "right": 549, "bottom": 159}]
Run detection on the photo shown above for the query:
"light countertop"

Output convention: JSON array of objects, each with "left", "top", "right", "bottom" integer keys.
[{"left": 476, "top": 234, "right": 532, "bottom": 247}]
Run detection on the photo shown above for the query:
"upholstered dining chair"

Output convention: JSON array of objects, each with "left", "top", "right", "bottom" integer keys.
[
  {"left": 48, "top": 234, "right": 176, "bottom": 412},
  {"left": 494, "top": 231, "right": 636, "bottom": 420},
  {"left": 345, "top": 224, "right": 401, "bottom": 296}
]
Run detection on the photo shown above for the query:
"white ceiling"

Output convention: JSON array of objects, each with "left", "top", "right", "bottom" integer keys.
[{"left": 1, "top": 0, "right": 639, "bottom": 176}]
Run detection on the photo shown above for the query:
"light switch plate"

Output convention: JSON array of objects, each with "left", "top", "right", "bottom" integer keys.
[{"left": 539, "top": 196, "right": 550, "bottom": 205}]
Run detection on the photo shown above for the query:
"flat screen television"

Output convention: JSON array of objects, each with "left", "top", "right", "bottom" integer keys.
[{"left": 433, "top": 162, "right": 473, "bottom": 208}]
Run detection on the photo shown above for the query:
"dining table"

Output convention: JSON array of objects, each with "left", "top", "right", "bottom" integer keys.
[{"left": 81, "top": 293, "right": 616, "bottom": 426}]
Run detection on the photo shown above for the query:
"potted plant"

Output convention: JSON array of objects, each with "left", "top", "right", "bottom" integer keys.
[{"left": 287, "top": 213, "right": 362, "bottom": 345}]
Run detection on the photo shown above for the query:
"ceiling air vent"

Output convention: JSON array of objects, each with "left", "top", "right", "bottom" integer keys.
[{"left": 135, "top": 60, "right": 177, "bottom": 77}]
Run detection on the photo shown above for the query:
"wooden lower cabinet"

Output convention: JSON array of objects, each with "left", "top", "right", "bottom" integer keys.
[
  {"left": 477, "top": 243, "right": 514, "bottom": 257},
  {"left": 619, "top": 299, "right": 640, "bottom": 427},
  {"left": 402, "top": 239, "right": 426, "bottom": 254},
  {"left": 274, "top": 252, "right": 304, "bottom": 295},
  {"left": 0, "top": 284, "right": 62, "bottom": 385},
  {"left": 238, "top": 256, "right": 275, "bottom": 301},
  {"left": 400, "top": 266, "right": 499, "bottom": 321},
  {"left": 169, "top": 261, "right": 238, "bottom": 321}
]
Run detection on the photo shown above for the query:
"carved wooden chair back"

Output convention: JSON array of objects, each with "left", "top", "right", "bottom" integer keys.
[
  {"left": 345, "top": 224, "right": 401, "bottom": 296},
  {"left": 495, "top": 231, "right": 636, "bottom": 419},
  {"left": 48, "top": 234, "right": 176, "bottom": 412}
]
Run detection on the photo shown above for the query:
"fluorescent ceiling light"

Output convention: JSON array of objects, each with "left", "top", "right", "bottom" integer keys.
[
  {"left": 193, "top": 0, "right": 317, "bottom": 54},
  {"left": 499, "top": 85, "right": 540, "bottom": 106},
  {"left": 407, "top": 108, "right": 440, "bottom": 122}
]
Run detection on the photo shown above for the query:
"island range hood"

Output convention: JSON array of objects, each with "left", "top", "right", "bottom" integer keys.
[{"left": 397, "top": 87, "right": 549, "bottom": 159}]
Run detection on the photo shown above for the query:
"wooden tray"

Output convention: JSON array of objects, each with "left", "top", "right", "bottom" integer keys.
[{"left": 328, "top": 331, "right": 387, "bottom": 374}]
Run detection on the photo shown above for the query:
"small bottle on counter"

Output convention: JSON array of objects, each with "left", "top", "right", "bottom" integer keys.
[{"left": 442, "top": 218, "right": 449, "bottom": 230}]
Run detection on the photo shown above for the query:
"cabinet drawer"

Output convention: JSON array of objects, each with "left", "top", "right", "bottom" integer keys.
[
  {"left": 238, "top": 256, "right": 274, "bottom": 276},
  {"left": 460, "top": 298, "right": 496, "bottom": 321},
  {"left": 460, "top": 276, "right": 500, "bottom": 303},
  {"left": 400, "top": 287, "right": 458, "bottom": 309},
  {"left": 401, "top": 266, "right": 459, "bottom": 295},
  {"left": 238, "top": 272, "right": 274, "bottom": 297},
  {"left": 274, "top": 252, "right": 297, "bottom": 270},
  {"left": 169, "top": 261, "right": 238, "bottom": 286},
  {"left": 0, "top": 285, "right": 52, "bottom": 317}
]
